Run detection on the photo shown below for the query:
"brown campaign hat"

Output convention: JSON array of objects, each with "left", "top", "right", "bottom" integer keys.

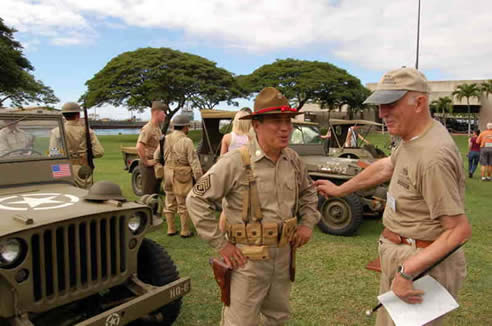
[
  {"left": 240, "top": 87, "right": 301, "bottom": 120},
  {"left": 364, "top": 67, "right": 431, "bottom": 105},
  {"left": 151, "top": 100, "right": 168, "bottom": 111}
]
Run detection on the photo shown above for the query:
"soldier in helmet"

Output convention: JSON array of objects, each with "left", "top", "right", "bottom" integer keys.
[
  {"left": 186, "top": 87, "right": 320, "bottom": 325},
  {"left": 136, "top": 101, "right": 167, "bottom": 195},
  {"left": 50, "top": 102, "right": 104, "bottom": 188},
  {"left": 154, "top": 114, "right": 202, "bottom": 237}
]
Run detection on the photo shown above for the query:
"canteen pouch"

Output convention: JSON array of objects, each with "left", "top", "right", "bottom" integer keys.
[
  {"left": 154, "top": 163, "right": 164, "bottom": 179},
  {"left": 246, "top": 223, "right": 262, "bottom": 245},
  {"left": 230, "top": 224, "right": 247, "bottom": 244},
  {"left": 262, "top": 222, "right": 279, "bottom": 246},
  {"left": 279, "top": 217, "right": 297, "bottom": 247}
]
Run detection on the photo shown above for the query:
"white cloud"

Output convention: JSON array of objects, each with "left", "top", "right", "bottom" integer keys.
[{"left": 2, "top": 0, "right": 492, "bottom": 78}]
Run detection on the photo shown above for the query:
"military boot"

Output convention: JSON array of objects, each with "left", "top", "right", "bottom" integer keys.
[
  {"left": 165, "top": 213, "right": 177, "bottom": 236},
  {"left": 179, "top": 211, "right": 194, "bottom": 238}
]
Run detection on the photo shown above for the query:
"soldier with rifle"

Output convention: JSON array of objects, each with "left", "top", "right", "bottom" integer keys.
[
  {"left": 316, "top": 67, "right": 472, "bottom": 326},
  {"left": 49, "top": 102, "right": 104, "bottom": 188}
]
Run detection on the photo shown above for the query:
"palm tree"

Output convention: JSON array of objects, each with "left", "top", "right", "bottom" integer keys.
[
  {"left": 430, "top": 96, "right": 453, "bottom": 127},
  {"left": 452, "top": 83, "right": 481, "bottom": 135},
  {"left": 480, "top": 80, "right": 492, "bottom": 99}
]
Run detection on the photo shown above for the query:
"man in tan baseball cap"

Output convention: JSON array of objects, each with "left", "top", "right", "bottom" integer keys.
[
  {"left": 316, "top": 67, "right": 471, "bottom": 326},
  {"left": 363, "top": 66, "right": 431, "bottom": 105}
]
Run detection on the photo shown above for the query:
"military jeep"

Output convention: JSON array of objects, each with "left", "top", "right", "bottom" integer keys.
[
  {"left": 0, "top": 110, "right": 189, "bottom": 325},
  {"left": 197, "top": 110, "right": 387, "bottom": 236}
]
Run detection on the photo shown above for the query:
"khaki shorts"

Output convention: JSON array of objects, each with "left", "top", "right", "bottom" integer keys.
[{"left": 479, "top": 147, "right": 492, "bottom": 166}]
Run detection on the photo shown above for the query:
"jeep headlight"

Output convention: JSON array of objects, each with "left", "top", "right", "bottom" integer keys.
[
  {"left": 128, "top": 212, "right": 147, "bottom": 235},
  {"left": 0, "top": 239, "right": 24, "bottom": 268}
]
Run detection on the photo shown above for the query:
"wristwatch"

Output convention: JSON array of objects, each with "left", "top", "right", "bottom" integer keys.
[{"left": 397, "top": 265, "right": 413, "bottom": 280}]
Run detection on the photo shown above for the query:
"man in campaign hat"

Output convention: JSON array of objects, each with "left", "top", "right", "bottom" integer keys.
[
  {"left": 187, "top": 87, "right": 320, "bottom": 325},
  {"left": 136, "top": 100, "right": 167, "bottom": 194},
  {"left": 316, "top": 67, "right": 471, "bottom": 325}
]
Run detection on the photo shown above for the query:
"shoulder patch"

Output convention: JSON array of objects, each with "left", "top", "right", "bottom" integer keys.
[{"left": 193, "top": 175, "right": 211, "bottom": 196}]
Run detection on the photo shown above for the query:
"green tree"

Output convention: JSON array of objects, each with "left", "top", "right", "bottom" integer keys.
[
  {"left": 238, "top": 59, "right": 369, "bottom": 118},
  {"left": 480, "top": 79, "right": 492, "bottom": 99},
  {"left": 0, "top": 17, "right": 58, "bottom": 107},
  {"left": 81, "top": 47, "right": 243, "bottom": 131},
  {"left": 452, "top": 83, "right": 481, "bottom": 135},
  {"left": 430, "top": 96, "right": 453, "bottom": 127}
]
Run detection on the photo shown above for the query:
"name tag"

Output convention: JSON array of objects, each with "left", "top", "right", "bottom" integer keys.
[{"left": 387, "top": 192, "right": 396, "bottom": 212}]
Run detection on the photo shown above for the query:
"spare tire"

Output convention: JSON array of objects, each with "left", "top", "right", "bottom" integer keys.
[
  {"left": 317, "top": 194, "right": 363, "bottom": 236},
  {"left": 131, "top": 166, "right": 144, "bottom": 196}
]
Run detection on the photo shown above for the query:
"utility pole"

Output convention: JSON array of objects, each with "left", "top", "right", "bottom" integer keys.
[{"left": 415, "top": 0, "right": 421, "bottom": 69}]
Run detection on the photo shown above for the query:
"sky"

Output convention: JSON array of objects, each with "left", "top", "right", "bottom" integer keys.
[{"left": 3, "top": 0, "right": 492, "bottom": 120}]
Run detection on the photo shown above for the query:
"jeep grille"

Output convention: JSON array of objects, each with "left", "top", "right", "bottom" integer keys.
[{"left": 31, "top": 215, "right": 128, "bottom": 301}]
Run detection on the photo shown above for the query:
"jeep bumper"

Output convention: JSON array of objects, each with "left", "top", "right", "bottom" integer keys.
[{"left": 75, "top": 276, "right": 191, "bottom": 326}]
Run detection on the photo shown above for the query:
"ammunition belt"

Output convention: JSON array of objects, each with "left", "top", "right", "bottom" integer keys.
[{"left": 226, "top": 217, "right": 297, "bottom": 248}]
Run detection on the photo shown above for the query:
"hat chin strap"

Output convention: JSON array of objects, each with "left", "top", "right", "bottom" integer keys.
[{"left": 254, "top": 106, "right": 297, "bottom": 115}]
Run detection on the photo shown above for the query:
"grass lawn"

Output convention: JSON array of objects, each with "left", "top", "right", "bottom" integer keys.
[{"left": 94, "top": 131, "right": 491, "bottom": 326}]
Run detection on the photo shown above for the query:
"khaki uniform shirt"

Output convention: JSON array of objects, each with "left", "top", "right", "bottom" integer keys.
[
  {"left": 137, "top": 121, "right": 162, "bottom": 159},
  {"left": 154, "top": 130, "right": 203, "bottom": 180},
  {"left": 383, "top": 120, "right": 465, "bottom": 241},
  {"left": 0, "top": 127, "right": 34, "bottom": 155},
  {"left": 186, "top": 137, "right": 320, "bottom": 250},
  {"left": 50, "top": 120, "right": 104, "bottom": 159}
]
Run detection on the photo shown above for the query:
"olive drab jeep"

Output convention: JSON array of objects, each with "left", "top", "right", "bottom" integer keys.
[{"left": 0, "top": 110, "right": 189, "bottom": 326}]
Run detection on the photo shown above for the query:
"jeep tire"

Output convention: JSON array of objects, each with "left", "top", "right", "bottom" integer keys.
[
  {"left": 317, "top": 194, "right": 363, "bottom": 236},
  {"left": 132, "top": 238, "right": 182, "bottom": 325},
  {"left": 131, "top": 166, "right": 144, "bottom": 196}
]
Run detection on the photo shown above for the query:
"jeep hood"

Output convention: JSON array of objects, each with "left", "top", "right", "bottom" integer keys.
[
  {"left": 300, "top": 155, "right": 364, "bottom": 176},
  {"left": 0, "top": 183, "right": 144, "bottom": 238}
]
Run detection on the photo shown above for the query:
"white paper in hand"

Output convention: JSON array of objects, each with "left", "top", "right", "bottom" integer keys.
[{"left": 377, "top": 275, "right": 459, "bottom": 326}]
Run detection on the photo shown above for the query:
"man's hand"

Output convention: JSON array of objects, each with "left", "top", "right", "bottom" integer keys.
[
  {"left": 391, "top": 273, "right": 424, "bottom": 304},
  {"left": 219, "top": 242, "right": 247, "bottom": 269},
  {"left": 145, "top": 159, "right": 156, "bottom": 167},
  {"left": 291, "top": 225, "right": 312, "bottom": 248},
  {"left": 314, "top": 179, "right": 342, "bottom": 198}
]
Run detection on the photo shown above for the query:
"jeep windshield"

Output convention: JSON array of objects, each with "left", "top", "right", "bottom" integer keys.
[
  {"left": 290, "top": 123, "right": 322, "bottom": 145},
  {"left": 0, "top": 116, "right": 68, "bottom": 162}
]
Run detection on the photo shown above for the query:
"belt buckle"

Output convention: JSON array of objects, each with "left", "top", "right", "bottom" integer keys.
[{"left": 406, "top": 238, "right": 415, "bottom": 246}]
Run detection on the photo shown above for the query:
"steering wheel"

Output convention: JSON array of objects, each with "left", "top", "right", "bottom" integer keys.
[{"left": 0, "top": 148, "right": 43, "bottom": 158}]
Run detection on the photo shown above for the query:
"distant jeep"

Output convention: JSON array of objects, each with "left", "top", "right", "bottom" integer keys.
[
  {"left": 322, "top": 118, "right": 387, "bottom": 160},
  {"left": 196, "top": 110, "right": 387, "bottom": 236},
  {"left": 0, "top": 110, "right": 189, "bottom": 325}
]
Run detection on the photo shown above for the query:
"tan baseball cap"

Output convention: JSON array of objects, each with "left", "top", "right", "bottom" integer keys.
[
  {"left": 240, "top": 87, "right": 301, "bottom": 120},
  {"left": 151, "top": 101, "right": 168, "bottom": 111},
  {"left": 364, "top": 67, "right": 431, "bottom": 105}
]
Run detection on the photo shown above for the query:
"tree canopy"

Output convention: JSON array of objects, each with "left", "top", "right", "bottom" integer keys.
[
  {"left": 237, "top": 58, "right": 370, "bottom": 117},
  {"left": 81, "top": 47, "right": 244, "bottom": 130},
  {"left": 0, "top": 17, "right": 58, "bottom": 107},
  {"left": 452, "top": 83, "right": 481, "bottom": 135},
  {"left": 430, "top": 96, "right": 453, "bottom": 127}
]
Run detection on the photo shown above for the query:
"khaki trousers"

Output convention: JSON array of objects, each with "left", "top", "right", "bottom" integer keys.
[
  {"left": 221, "top": 245, "right": 291, "bottom": 326},
  {"left": 376, "top": 236, "right": 467, "bottom": 326},
  {"left": 139, "top": 162, "right": 160, "bottom": 195},
  {"left": 163, "top": 187, "right": 191, "bottom": 236}
]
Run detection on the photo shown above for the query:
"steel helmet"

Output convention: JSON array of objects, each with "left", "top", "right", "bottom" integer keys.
[
  {"left": 84, "top": 181, "right": 127, "bottom": 201},
  {"left": 172, "top": 114, "right": 191, "bottom": 127},
  {"left": 61, "top": 102, "right": 82, "bottom": 113}
]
